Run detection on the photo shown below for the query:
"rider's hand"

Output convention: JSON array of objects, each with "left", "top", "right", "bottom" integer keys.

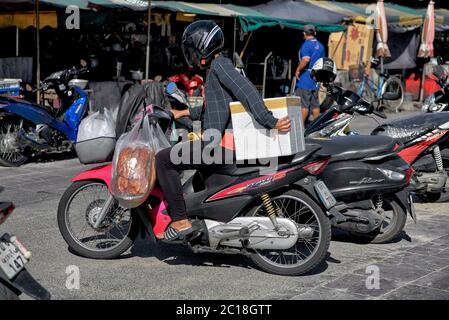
[
  {"left": 171, "top": 109, "right": 189, "bottom": 120},
  {"left": 275, "top": 116, "right": 291, "bottom": 133},
  {"left": 295, "top": 70, "right": 300, "bottom": 79}
]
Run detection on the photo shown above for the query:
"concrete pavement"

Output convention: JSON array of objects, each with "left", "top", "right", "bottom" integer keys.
[{"left": 0, "top": 111, "right": 448, "bottom": 300}]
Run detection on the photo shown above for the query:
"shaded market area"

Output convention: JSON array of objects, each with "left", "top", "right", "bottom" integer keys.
[
  {"left": 2, "top": 1, "right": 449, "bottom": 302},
  {"left": 1, "top": 0, "right": 448, "bottom": 108}
]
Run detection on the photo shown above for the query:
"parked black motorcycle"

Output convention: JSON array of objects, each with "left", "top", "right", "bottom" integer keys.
[
  {"left": 309, "top": 135, "right": 415, "bottom": 243},
  {"left": 0, "top": 187, "right": 51, "bottom": 300},
  {"left": 306, "top": 81, "right": 449, "bottom": 203}
]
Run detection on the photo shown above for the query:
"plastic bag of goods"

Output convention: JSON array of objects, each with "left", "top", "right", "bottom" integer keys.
[
  {"left": 75, "top": 108, "right": 116, "bottom": 164},
  {"left": 111, "top": 115, "right": 170, "bottom": 208}
]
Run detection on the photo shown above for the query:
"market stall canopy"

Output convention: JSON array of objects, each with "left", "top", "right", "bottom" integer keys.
[
  {"left": 304, "top": 0, "right": 449, "bottom": 32},
  {"left": 0, "top": 11, "right": 57, "bottom": 29},
  {"left": 0, "top": 0, "right": 345, "bottom": 32},
  {"left": 105, "top": 1, "right": 346, "bottom": 32},
  {"left": 251, "top": 0, "right": 346, "bottom": 26}
]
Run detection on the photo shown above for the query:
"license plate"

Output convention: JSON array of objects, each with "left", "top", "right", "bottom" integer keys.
[
  {"left": 314, "top": 180, "right": 337, "bottom": 209},
  {"left": 409, "top": 194, "right": 417, "bottom": 223},
  {"left": 0, "top": 235, "right": 28, "bottom": 280}
]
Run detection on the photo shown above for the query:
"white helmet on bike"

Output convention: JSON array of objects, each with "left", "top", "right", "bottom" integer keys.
[{"left": 311, "top": 57, "right": 337, "bottom": 84}]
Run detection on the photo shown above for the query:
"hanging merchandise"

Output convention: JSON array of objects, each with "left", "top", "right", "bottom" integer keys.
[{"left": 111, "top": 115, "right": 169, "bottom": 208}]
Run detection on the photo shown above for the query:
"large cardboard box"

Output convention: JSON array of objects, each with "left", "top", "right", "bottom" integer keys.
[
  {"left": 328, "top": 24, "right": 374, "bottom": 71},
  {"left": 230, "top": 96, "right": 305, "bottom": 161}
]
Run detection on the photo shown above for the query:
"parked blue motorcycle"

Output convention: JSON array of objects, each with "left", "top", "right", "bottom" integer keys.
[{"left": 0, "top": 67, "right": 89, "bottom": 167}]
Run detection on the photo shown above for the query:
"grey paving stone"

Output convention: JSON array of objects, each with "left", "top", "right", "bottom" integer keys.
[
  {"left": 382, "top": 285, "right": 449, "bottom": 300},
  {"left": 412, "top": 267, "right": 449, "bottom": 292},
  {"left": 407, "top": 243, "right": 449, "bottom": 257},
  {"left": 381, "top": 252, "right": 449, "bottom": 272},
  {"left": 324, "top": 273, "right": 401, "bottom": 297},
  {"left": 290, "top": 287, "right": 369, "bottom": 300},
  {"left": 353, "top": 262, "right": 430, "bottom": 283}
]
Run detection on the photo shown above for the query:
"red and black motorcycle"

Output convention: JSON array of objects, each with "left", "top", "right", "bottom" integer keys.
[{"left": 57, "top": 132, "right": 337, "bottom": 276}]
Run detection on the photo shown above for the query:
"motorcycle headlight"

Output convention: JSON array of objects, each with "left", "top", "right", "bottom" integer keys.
[{"left": 422, "top": 95, "right": 436, "bottom": 112}]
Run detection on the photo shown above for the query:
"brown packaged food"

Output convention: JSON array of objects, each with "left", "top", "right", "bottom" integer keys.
[{"left": 114, "top": 146, "right": 154, "bottom": 196}]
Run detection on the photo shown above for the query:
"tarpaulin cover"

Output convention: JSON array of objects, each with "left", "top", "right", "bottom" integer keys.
[
  {"left": 383, "top": 31, "right": 420, "bottom": 70},
  {"left": 252, "top": 0, "right": 346, "bottom": 26}
]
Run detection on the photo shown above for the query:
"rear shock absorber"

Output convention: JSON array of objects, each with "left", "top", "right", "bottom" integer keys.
[
  {"left": 374, "top": 194, "right": 383, "bottom": 211},
  {"left": 434, "top": 145, "right": 444, "bottom": 172},
  {"left": 261, "top": 193, "right": 281, "bottom": 230}
]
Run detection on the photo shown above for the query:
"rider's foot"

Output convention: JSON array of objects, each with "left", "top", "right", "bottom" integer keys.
[
  {"left": 170, "top": 219, "right": 192, "bottom": 231},
  {"left": 163, "top": 219, "right": 196, "bottom": 241}
]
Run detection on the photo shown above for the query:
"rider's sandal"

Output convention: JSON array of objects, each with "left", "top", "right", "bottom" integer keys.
[{"left": 163, "top": 225, "right": 197, "bottom": 241}]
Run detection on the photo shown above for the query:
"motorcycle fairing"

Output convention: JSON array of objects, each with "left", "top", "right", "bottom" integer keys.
[
  {"left": 372, "top": 113, "right": 449, "bottom": 145},
  {"left": 62, "top": 86, "right": 88, "bottom": 141},
  {"left": 397, "top": 129, "right": 449, "bottom": 164},
  {"left": 0, "top": 86, "right": 88, "bottom": 142},
  {"left": 206, "top": 167, "right": 296, "bottom": 202}
]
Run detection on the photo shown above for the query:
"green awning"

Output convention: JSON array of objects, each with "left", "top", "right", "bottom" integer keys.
[{"left": 86, "top": 1, "right": 345, "bottom": 32}]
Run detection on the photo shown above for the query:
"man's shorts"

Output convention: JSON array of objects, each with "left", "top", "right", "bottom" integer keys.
[{"left": 295, "top": 88, "right": 320, "bottom": 111}]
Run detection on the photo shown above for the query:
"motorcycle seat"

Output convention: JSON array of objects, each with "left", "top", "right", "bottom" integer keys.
[
  {"left": 372, "top": 113, "right": 449, "bottom": 145},
  {"left": 0, "top": 96, "right": 54, "bottom": 114},
  {"left": 307, "top": 135, "right": 397, "bottom": 161},
  {"left": 215, "top": 144, "right": 322, "bottom": 176}
]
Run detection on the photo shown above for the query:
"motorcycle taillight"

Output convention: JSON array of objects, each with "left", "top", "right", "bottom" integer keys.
[
  {"left": 0, "top": 202, "right": 15, "bottom": 225},
  {"left": 303, "top": 158, "right": 330, "bottom": 175},
  {"left": 404, "top": 168, "right": 415, "bottom": 184}
]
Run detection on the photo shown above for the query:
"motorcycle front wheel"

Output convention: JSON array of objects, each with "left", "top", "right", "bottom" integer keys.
[
  {"left": 0, "top": 281, "right": 19, "bottom": 300},
  {"left": 0, "top": 118, "right": 29, "bottom": 167},
  {"left": 57, "top": 180, "right": 140, "bottom": 259},
  {"left": 247, "top": 189, "right": 331, "bottom": 276}
]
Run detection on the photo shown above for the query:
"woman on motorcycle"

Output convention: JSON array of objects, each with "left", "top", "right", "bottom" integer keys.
[{"left": 156, "top": 20, "right": 291, "bottom": 241}]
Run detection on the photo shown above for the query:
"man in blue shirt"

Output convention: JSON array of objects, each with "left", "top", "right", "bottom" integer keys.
[{"left": 294, "top": 24, "right": 325, "bottom": 122}]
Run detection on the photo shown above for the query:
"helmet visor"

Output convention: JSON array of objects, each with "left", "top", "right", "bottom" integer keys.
[{"left": 182, "top": 41, "right": 199, "bottom": 68}]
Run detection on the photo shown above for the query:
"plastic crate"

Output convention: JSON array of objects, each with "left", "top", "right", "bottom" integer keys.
[{"left": 0, "top": 79, "right": 21, "bottom": 97}]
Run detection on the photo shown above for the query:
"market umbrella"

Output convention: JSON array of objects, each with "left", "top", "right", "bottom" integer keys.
[
  {"left": 375, "top": 0, "right": 391, "bottom": 58},
  {"left": 418, "top": 0, "right": 435, "bottom": 58}
]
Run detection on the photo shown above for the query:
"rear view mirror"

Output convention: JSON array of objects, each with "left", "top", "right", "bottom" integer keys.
[{"left": 382, "top": 92, "right": 400, "bottom": 101}]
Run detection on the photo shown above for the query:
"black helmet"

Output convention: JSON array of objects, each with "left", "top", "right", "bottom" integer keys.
[
  {"left": 181, "top": 20, "right": 224, "bottom": 69},
  {"left": 311, "top": 57, "right": 337, "bottom": 83}
]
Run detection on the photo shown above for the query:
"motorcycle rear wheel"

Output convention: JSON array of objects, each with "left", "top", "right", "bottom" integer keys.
[
  {"left": 382, "top": 76, "right": 404, "bottom": 113},
  {"left": 0, "top": 118, "right": 28, "bottom": 167},
  {"left": 349, "top": 197, "right": 406, "bottom": 244},
  {"left": 247, "top": 189, "right": 331, "bottom": 276},
  {"left": 57, "top": 180, "right": 140, "bottom": 259}
]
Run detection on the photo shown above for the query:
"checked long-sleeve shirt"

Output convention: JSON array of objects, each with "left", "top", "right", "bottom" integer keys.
[{"left": 189, "top": 55, "right": 278, "bottom": 138}]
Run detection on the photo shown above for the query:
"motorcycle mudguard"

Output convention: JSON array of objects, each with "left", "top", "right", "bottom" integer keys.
[
  {"left": 394, "top": 189, "right": 416, "bottom": 223},
  {"left": 72, "top": 164, "right": 113, "bottom": 191},
  {"left": 5, "top": 269, "right": 51, "bottom": 300}
]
